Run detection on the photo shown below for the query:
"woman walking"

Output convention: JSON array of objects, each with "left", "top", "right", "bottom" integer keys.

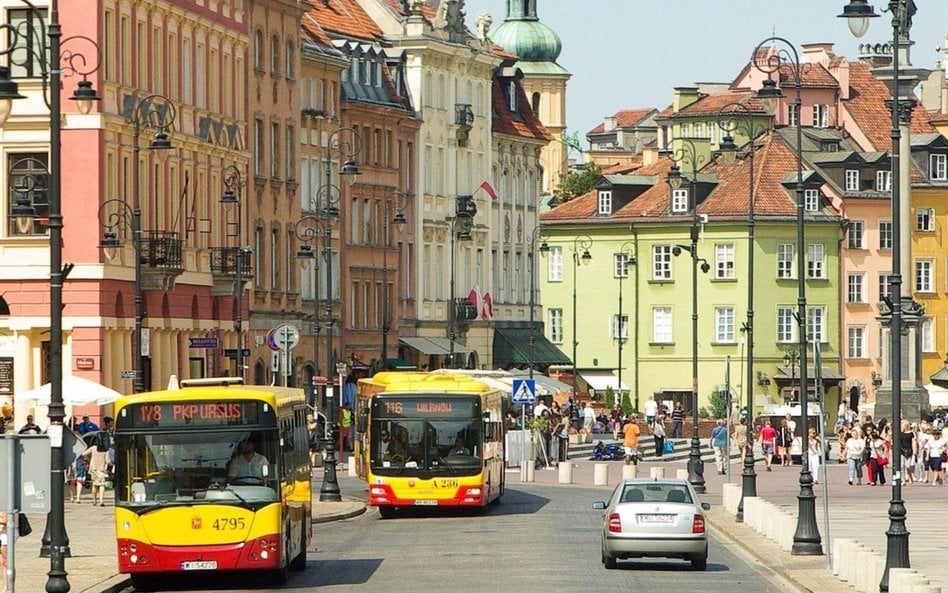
[
  {"left": 807, "top": 428, "right": 822, "bottom": 484},
  {"left": 867, "top": 428, "right": 888, "bottom": 486},
  {"left": 925, "top": 427, "right": 948, "bottom": 486},
  {"left": 845, "top": 428, "right": 866, "bottom": 485},
  {"left": 757, "top": 419, "right": 777, "bottom": 471}
]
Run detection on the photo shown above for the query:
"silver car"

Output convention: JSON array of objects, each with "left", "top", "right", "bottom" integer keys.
[{"left": 592, "top": 478, "right": 710, "bottom": 570}]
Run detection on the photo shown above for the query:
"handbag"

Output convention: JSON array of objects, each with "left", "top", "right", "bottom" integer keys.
[
  {"left": 878, "top": 456, "right": 889, "bottom": 466},
  {"left": 18, "top": 513, "right": 32, "bottom": 537}
]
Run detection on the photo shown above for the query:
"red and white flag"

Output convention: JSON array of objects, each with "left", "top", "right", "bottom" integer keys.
[
  {"left": 468, "top": 283, "right": 484, "bottom": 318},
  {"left": 481, "top": 290, "right": 493, "bottom": 320},
  {"left": 479, "top": 180, "right": 499, "bottom": 201}
]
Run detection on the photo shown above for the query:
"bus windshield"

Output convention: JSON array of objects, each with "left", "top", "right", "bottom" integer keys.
[
  {"left": 115, "top": 430, "right": 280, "bottom": 506},
  {"left": 371, "top": 417, "right": 483, "bottom": 475}
]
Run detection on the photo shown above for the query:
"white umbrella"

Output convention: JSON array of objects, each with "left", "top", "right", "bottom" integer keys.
[{"left": 17, "top": 375, "right": 123, "bottom": 407}]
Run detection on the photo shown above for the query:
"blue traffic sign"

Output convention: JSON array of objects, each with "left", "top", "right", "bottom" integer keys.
[{"left": 511, "top": 379, "right": 536, "bottom": 404}]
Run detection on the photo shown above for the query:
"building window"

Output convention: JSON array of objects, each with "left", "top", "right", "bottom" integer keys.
[
  {"left": 922, "top": 318, "right": 934, "bottom": 352},
  {"left": 270, "top": 35, "right": 280, "bottom": 75},
  {"left": 8, "top": 8, "right": 47, "bottom": 78},
  {"left": 7, "top": 153, "right": 49, "bottom": 236},
  {"left": 808, "top": 306, "right": 826, "bottom": 343},
  {"left": 253, "top": 30, "right": 264, "bottom": 71},
  {"left": 812, "top": 104, "right": 828, "bottom": 128},
  {"left": 915, "top": 260, "right": 933, "bottom": 292},
  {"left": 777, "top": 243, "right": 794, "bottom": 279},
  {"left": 848, "top": 327, "right": 866, "bottom": 359},
  {"left": 845, "top": 169, "right": 860, "bottom": 191},
  {"left": 807, "top": 244, "right": 825, "bottom": 279},
  {"left": 694, "top": 122, "right": 704, "bottom": 138},
  {"left": 611, "top": 314, "right": 629, "bottom": 340},
  {"left": 879, "top": 221, "right": 893, "bottom": 249},
  {"left": 847, "top": 273, "right": 865, "bottom": 303},
  {"left": 652, "top": 307, "right": 672, "bottom": 343},
  {"left": 777, "top": 307, "right": 795, "bottom": 343},
  {"left": 549, "top": 309, "right": 563, "bottom": 343},
  {"left": 714, "top": 243, "right": 735, "bottom": 279},
  {"left": 804, "top": 189, "right": 820, "bottom": 212},
  {"left": 270, "top": 228, "right": 280, "bottom": 290},
  {"left": 879, "top": 273, "right": 893, "bottom": 302},
  {"left": 917, "top": 208, "right": 934, "bottom": 231},
  {"left": 876, "top": 170, "right": 891, "bottom": 192},
  {"left": 847, "top": 221, "right": 864, "bottom": 249},
  {"left": 787, "top": 103, "right": 799, "bottom": 126},
  {"left": 614, "top": 252, "right": 633, "bottom": 278},
  {"left": 680, "top": 123, "right": 691, "bottom": 138},
  {"left": 547, "top": 246, "right": 563, "bottom": 282},
  {"left": 931, "top": 154, "right": 947, "bottom": 180},
  {"left": 597, "top": 190, "right": 612, "bottom": 215},
  {"left": 652, "top": 245, "right": 672, "bottom": 280},
  {"left": 285, "top": 126, "right": 295, "bottom": 181},
  {"left": 671, "top": 188, "right": 688, "bottom": 214},
  {"left": 254, "top": 119, "right": 264, "bottom": 177},
  {"left": 270, "top": 122, "right": 280, "bottom": 179},
  {"left": 715, "top": 307, "right": 735, "bottom": 343}
]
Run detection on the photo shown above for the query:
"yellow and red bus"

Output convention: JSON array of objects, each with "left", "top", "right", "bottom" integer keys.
[
  {"left": 112, "top": 378, "right": 311, "bottom": 587},
  {"left": 355, "top": 371, "right": 506, "bottom": 517}
]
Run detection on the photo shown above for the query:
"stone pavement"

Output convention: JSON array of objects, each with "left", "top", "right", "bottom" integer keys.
[{"left": 7, "top": 456, "right": 947, "bottom": 593}]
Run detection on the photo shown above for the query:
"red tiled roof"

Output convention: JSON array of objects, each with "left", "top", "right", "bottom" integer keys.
[
  {"left": 385, "top": 0, "right": 436, "bottom": 19},
  {"left": 303, "top": 0, "right": 383, "bottom": 43},
  {"left": 673, "top": 92, "right": 768, "bottom": 117},
  {"left": 491, "top": 78, "right": 551, "bottom": 142},
  {"left": 587, "top": 108, "right": 655, "bottom": 134}
]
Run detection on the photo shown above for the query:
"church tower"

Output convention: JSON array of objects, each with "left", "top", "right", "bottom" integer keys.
[{"left": 490, "top": 0, "right": 571, "bottom": 195}]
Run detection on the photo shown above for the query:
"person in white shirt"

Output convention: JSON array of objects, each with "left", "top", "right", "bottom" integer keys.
[
  {"left": 582, "top": 403, "right": 595, "bottom": 434},
  {"left": 532, "top": 401, "right": 548, "bottom": 418},
  {"left": 643, "top": 398, "right": 658, "bottom": 425},
  {"left": 228, "top": 439, "right": 269, "bottom": 481}
]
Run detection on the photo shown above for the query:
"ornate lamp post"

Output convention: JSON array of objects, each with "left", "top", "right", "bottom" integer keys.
[
  {"left": 784, "top": 350, "right": 800, "bottom": 403},
  {"left": 752, "top": 35, "right": 822, "bottom": 556},
  {"left": 616, "top": 242, "right": 636, "bottom": 409},
  {"left": 717, "top": 100, "right": 768, "bottom": 520},
  {"left": 381, "top": 196, "right": 407, "bottom": 364},
  {"left": 298, "top": 127, "right": 359, "bottom": 502},
  {"left": 529, "top": 227, "right": 548, "bottom": 379},
  {"left": 570, "top": 236, "right": 593, "bottom": 404},
  {"left": 0, "top": 3, "right": 100, "bottom": 589},
  {"left": 221, "top": 165, "right": 247, "bottom": 380},
  {"left": 840, "top": 2, "right": 919, "bottom": 587},
  {"left": 667, "top": 138, "right": 709, "bottom": 494},
  {"left": 447, "top": 195, "right": 476, "bottom": 369}
]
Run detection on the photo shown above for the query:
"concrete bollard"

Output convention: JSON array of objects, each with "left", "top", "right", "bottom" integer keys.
[
  {"left": 832, "top": 538, "right": 855, "bottom": 575},
  {"left": 348, "top": 456, "right": 357, "bottom": 475},
  {"left": 777, "top": 512, "right": 795, "bottom": 551},
  {"left": 524, "top": 462, "right": 535, "bottom": 483},
  {"left": 858, "top": 551, "right": 885, "bottom": 593},
  {"left": 911, "top": 585, "right": 942, "bottom": 593},
  {"left": 888, "top": 569, "right": 920, "bottom": 593},
  {"left": 676, "top": 468, "right": 689, "bottom": 480},
  {"left": 558, "top": 461, "right": 573, "bottom": 484},
  {"left": 650, "top": 466, "right": 666, "bottom": 479},
  {"left": 743, "top": 497, "right": 761, "bottom": 531},
  {"left": 622, "top": 464, "right": 637, "bottom": 480},
  {"left": 901, "top": 575, "right": 930, "bottom": 593},
  {"left": 721, "top": 483, "right": 740, "bottom": 516},
  {"left": 593, "top": 463, "right": 609, "bottom": 486}
]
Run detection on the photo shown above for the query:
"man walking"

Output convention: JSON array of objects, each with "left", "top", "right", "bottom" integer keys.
[
  {"left": 710, "top": 418, "right": 729, "bottom": 475},
  {"left": 622, "top": 417, "right": 641, "bottom": 465},
  {"left": 671, "top": 402, "right": 685, "bottom": 439}
]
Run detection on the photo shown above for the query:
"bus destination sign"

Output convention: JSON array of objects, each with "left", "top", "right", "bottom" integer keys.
[
  {"left": 374, "top": 397, "right": 477, "bottom": 419},
  {"left": 120, "top": 401, "right": 263, "bottom": 429}
]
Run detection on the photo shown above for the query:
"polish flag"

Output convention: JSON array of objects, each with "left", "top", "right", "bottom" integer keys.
[
  {"left": 468, "top": 283, "right": 484, "bottom": 318},
  {"left": 479, "top": 180, "right": 499, "bottom": 201},
  {"left": 481, "top": 291, "right": 493, "bottom": 320}
]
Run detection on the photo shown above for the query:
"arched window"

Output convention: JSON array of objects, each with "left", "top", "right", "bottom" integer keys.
[
  {"left": 531, "top": 92, "right": 540, "bottom": 116},
  {"left": 270, "top": 35, "right": 280, "bottom": 75},
  {"left": 285, "top": 39, "right": 295, "bottom": 79},
  {"left": 254, "top": 29, "right": 264, "bottom": 71}
]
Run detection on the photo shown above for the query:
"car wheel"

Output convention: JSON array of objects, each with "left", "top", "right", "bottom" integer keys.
[
  {"left": 602, "top": 543, "right": 617, "bottom": 569},
  {"left": 378, "top": 505, "right": 396, "bottom": 519},
  {"left": 691, "top": 555, "right": 707, "bottom": 571}
]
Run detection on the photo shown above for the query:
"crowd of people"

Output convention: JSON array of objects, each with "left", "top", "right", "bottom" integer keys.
[{"left": 838, "top": 412, "right": 948, "bottom": 487}]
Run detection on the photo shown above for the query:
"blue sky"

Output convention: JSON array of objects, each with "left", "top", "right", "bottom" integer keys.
[{"left": 463, "top": 0, "right": 947, "bottom": 147}]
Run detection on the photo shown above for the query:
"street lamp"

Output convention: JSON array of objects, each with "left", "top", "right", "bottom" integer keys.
[
  {"left": 0, "top": 3, "right": 101, "bottom": 589},
  {"left": 381, "top": 195, "right": 407, "bottom": 365},
  {"left": 667, "top": 137, "right": 709, "bottom": 494},
  {"left": 784, "top": 350, "right": 800, "bottom": 404},
  {"left": 717, "top": 100, "right": 768, "bottom": 520},
  {"left": 752, "top": 35, "right": 822, "bottom": 556},
  {"left": 616, "top": 242, "right": 636, "bottom": 409},
  {"left": 840, "top": 2, "right": 917, "bottom": 588},
  {"left": 221, "top": 165, "right": 247, "bottom": 381},
  {"left": 529, "top": 227, "right": 548, "bottom": 379},
  {"left": 570, "top": 236, "right": 593, "bottom": 405},
  {"left": 300, "top": 127, "right": 359, "bottom": 502},
  {"left": 447, "top": 195, "right": 476, "bottom": 369}
]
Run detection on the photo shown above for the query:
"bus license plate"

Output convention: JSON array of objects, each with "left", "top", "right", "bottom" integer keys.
[
  {"left": 181, "top": 561, "right": 218, "bottom": 570},
  {"left": 414, "top": 499, "right": 437, "bottom": 506}
]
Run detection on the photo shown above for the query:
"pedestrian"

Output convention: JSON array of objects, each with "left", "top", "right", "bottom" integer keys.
[
  {"left": 82, "top": 432, "right": 112, "bottom": 506},
  {"left": 807, "top": 428, "right": 822, "bottom": 484},
  {"left": 899, "top": 420, "right": 916, "bottom": 486},
  {"left": 17, "top": 414, "right": 41, "bottom": 435},
  {"left": 670, "top": 402, "right": 685, "bottom": 438},
  {"left": 710, "top": 418, "right": 728, "bottom": 475},
  {"left": 339, "top": 404, "right": 353, "bottom": 453},
  {"left": 553, "top": 411, "right": 570, "bottom": 464},
  {"left": 732, "top": 417, "right": 749, "bottom": 458},
  {"left": 68, "top": 454, "right": 88, "bottom": 503},
  {"left": 622, "top": 416, "right": 640, "bottom": 466},
  {"left": 867, "top": 428, "right": 889, "bottom": 486},
  {"left": 610, "top": 406, "right": 622, "bottom": 440},
  {"left": 925, "top": 426, "right": 947, "bottom": 486},
  {"left": 651, "top": 414, "right": 666, "bottom": 458},
  {"left": 643, "top": 396, "right": 658, "bottom": 426},
  {"left": 306, "top": 413, "right": 323, "bottom": 469},
  {"left": 582, "top": 402, "right": 595, "bottom": 435},
  {"left": 757, "top": 419, "right": 777, "bottom": 471},
  {"left": 777, "top": 417, "right": 793, "bottom": 467},
  {"left": 845, "top": 428, "right": 866, "bottom": 485},
  {"left": 76, "top": 415, "right": 99, "bottom": 435}
]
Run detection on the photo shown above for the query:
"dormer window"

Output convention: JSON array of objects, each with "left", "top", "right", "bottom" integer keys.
[
  {"left": 876, "top": 170, "right": 891, "bottom": 192},
  {"left": 598, "top": 190, "right": 612, "bottom": 215},
  {"left": 804, "top": 188, "right": 820, "bottom": 212},
  {"left": 671, "top": 188, "right": 689, "bottom": 213},
  {"left": 788, "top": 103, "right": 799, "bottom": 126},
  {"left": 932, "top": 154, "right": 947, "bottom": 180},
  {"left": 821, "top": 141, "right": 839, "bottom": 152},
  {"left": 845, "top": 169, "right": 859, "bottom": 191},
  {"left": 508, "top": 80, "right": 517, "bottom": 112}
]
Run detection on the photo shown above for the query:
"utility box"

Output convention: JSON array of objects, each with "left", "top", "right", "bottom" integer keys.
[{"left": 0, "top": 434, "right": 52, "bottom": 513}]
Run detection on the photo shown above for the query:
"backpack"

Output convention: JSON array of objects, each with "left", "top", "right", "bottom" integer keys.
[{"left": 96, "top": 430, "right": 113, "bottom": 452}]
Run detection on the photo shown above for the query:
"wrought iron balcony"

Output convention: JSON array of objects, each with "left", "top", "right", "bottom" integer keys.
[
  {"left": 454, "top": 103, "right": 474, "bottom": 147},
  {"left": 454, "top": 297, "right": 478, "bottom": 322},
  {"left": 140, "top": 231, "right": 184, "bottom": 290},
  {"left": 210, "top": 246, "right": 253, "bottom": 296}
]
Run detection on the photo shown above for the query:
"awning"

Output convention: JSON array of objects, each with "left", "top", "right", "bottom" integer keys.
[
  {"left": 492, "top": 328, "right": 572, "bottom": 366},
  {"left": 579, "top": 370, "right": 629, "bottom": 393},
  {"left": 384, "top": 358, "right": 417, "bottom": 370},
  {"left": 775, "top": 366, "right": 846, "bottom": 383},
  {"left": 399, "top": 336, "right": 473, "bottom": 356},
  {"left": 508, "top": 372, "right": 572, "bottom": 397}
]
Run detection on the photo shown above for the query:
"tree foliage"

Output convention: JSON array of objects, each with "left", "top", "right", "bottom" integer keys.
[{"left": 554, "top": 162, "right": 601, "bottom": 203}]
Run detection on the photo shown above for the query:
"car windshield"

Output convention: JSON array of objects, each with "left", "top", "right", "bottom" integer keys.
[
  {"left": 115, "top": 430, "right": 280, "bottom": 506},
  {"left": 620, "top": 483, "right": 693, "bottom": 505},
  {"left": 370, "top": 418, "right": 483, "bottom": 475}
]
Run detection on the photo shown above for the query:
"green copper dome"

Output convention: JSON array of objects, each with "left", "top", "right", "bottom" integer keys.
[{"left": 491, "top": 20, "right": 562, "bottom": 62}]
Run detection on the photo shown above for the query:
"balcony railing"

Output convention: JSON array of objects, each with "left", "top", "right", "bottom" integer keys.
[
  {"left": 454, "top": 297, "right": 478, "bottom": 322},
  {"left": 140, "top": 231, "right": 184, "bottom": 290}
]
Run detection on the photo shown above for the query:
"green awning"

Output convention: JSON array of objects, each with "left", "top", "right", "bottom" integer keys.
[
  {"left": 492, "top": 328, "right": 571, "bottom": 367},
  {"left": 384, "top": 358, "right": 417, "bottom": 370}
]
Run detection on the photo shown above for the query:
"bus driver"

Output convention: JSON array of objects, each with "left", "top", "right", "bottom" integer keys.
[{"left": 228, "top": 439, "right": 269, "bottom": 481}]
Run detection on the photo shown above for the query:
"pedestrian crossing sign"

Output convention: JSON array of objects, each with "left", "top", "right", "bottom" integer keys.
[{"left": 511, "top": 379, "right": 536, "bottom": 404}]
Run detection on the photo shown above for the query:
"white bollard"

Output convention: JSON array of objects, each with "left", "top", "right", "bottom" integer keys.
[
  {"left": 888, "top": 569, "right": 920, "bottom": 593},
  {"left": 832, "top": 538, "right": 854, "bottom": 575},
  {"left": 743, "top": 497, "right": 761, "bottom": 531},
  {"left": 525, "top": 462, "right": 535, "bottom": 483},
  {"left": 721, "top": 483, "right": 740, "bottom": 516},
  {"left": 910, "top": 585, "right": 942, "bottom": 593},
  {"left": 558, "top": 461, "right": 573, "bottom": 484},
  {"left": 348, "top": 456, "right": 357, "bottom": 475},
  {"left": 594, "top": 463, "right": 609, "bottom": 486},
  {"left": 650, "top": 466, "right": 666, "bottom": 479},
  {"left": 676, "top": 468, "right": 689, "bottom": 480},
  {"left": 622, "top": 464, "right": 637, "bottom": 480}
]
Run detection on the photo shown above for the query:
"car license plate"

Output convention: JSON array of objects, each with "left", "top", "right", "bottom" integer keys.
[
  {"left": 414, "top": 499, "right": 437, "bottom": 506},
  {"left": 639, "top": 514, "right": 675, "bottom": 524},
  {"left": 181, "top": 561, "right": 217, "bottom": 570}
]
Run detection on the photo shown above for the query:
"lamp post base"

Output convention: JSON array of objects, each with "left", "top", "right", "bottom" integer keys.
[
  {"left": 736, "top": 445, "right": 757, "bottom": 522},
  {"left": 880, "top": 495, "right": 910, "bottom": 592},
  {"left": 319, "top": 429, "right": 342, "bottom": 502},
  {"left": 791, "top": 469, "right": 823, "bottom": 555},
  {"left": 687, "top": 434, "right": 705, "bottom": 494}
]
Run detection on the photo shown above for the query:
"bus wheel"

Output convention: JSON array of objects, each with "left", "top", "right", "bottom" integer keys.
[
  {"left": 290, "top": 529, "right": 307, "bottom": 571},
  {"left": 378, "top": 505, "right": 396, "bottom": 519},
  {"left": 130, "top": 573, "right": 157, "bottom": 592},
  {"left": 270, "top": 562, "right": 290, "bottom": 585}
]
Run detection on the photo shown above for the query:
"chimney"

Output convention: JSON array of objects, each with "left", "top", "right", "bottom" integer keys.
[{"left": 604, "top": 116, "right": 617, "bottom": 132}]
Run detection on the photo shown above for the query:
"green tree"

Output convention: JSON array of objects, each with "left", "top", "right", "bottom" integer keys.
[
  {"left": 620, "top": 391, "right": 634, "bottom": 416},
  {"left": 708, "top": 387, "right": 728, "bottom": 418},
  {"left": 553, "top": 161, "right": 601, "bottom": 203}
]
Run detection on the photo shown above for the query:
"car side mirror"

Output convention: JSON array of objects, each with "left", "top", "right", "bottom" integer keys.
[
  {"left": 701, "top": 502, "right": 711, "bottom": 510},
  {"left": 592, "top": 501, "right": 607, "bottom": 510}
]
